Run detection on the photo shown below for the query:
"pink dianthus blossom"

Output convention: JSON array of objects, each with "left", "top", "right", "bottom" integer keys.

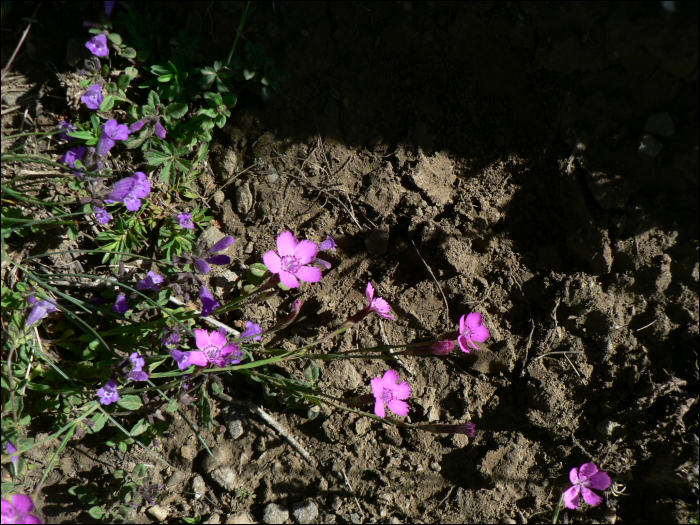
[
  {"left": 365, "top": 282, "right": 396, "bottom": 320},
  {"left": 188, "top": 329, "right": 242, "bottom": 368},
  {"left": 370, "top": 369, "right": 411, "bottom": 418},
  {"left": 457, "top": 312, "right": 489, "bottom": 353},
  {"left": 1, "top": 494, "right": 42, "bottom": 524},
  {"left": 563, "top": 463, "right": 611, "bottom": 510},
  {"left": 263, "top": 231, "right": 323, "bottom": 288}
]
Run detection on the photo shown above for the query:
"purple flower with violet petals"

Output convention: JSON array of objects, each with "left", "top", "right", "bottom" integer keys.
[
  {"left": 241, "top": 321, "right": 262, "bottom": 341},
  {"left": 105, "top": 1, "right": 116, "bottom": 15},
  {"left": 5, "top": 441, "right": 19, "bottom": 468},
  {"left": 370, "top": 369, "right": 411, "bottom": 418},
  {"left": 113, "top": 293, "right": 129, "bottom": 314},
  {"left": 94, "top": 206, "right": 112, "bottom": 225},
  {"left": 58, "top": 121, "right": 76, "bottom": 141},
  {"left": 365, "top": 282, "right": 396, "bottom": 320},
  {"left": 25, "top": 297, "right": 57, "bottom": 327},
  {"left": 60, "top": 146, "right": 86, "bottom": 170},
  {"left": 136, "top": 271, "right": 163, "bottom": 291},
  {"left": 193, "top": 236, "right": 234, "bottom": 274},
  {"left": 188, "top": 329, "right": 242, "bottom": 368},
  {"left": 320, "top": 236, "right": 337, "bottom": 251},
  {"left": 1, "top": 494, "right": 42, "bottom": 524},
  {"left": 81, "top": 84, "right": 104, "bottom": 110},
  {"left": 85, "top": 33, "right": 109, "bottom": 57},
  {"left": 170, "top": 349, "right": 190, "bottom": 370},
  {"left": 97, "top": 378, "right": 119, "bottom": 405},
  {"left": 563, "top": 463, "right": 611, "bottom": 509},
  {"left": 154, "top": 121, "right": 166, "bottom": 139},
  {"left": 263, "top": 231, "right": 323, "bottom": 288},
  {"left": 176, "top": 212, "right": 194, "bottom": 230},
  {"left": 105, "top": 171, "right": 151, "bottom": 211},
  {"left": 97, "top": 119, "right": 130, "bottom": 157},
  {"left": 457, "top": 312, "right": 489, "bottom": 353},
  {"left": 200, "top": 286, "right": 220, "bottom": 317}
]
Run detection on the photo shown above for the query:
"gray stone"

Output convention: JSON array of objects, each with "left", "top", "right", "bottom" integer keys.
[
  {"left": 644, "top": 112, "right": 675, "bottom": 137},
  {"left": 262, "top": 503, "right": 289, "bottom": 524},
  {"left": 235, "top": 182, "right": 254, "bottom": 215},
  {"left": 203, "top": 442, "right": 234, "bottom": 473},
  {"left": 291, "top": 501, "right": 318, "bottom": 523},
  {"left": 214, "top": 190, "right": 226, "bottom": 205},
  {"left": 216, "top": 149, "right": 239, "bottom": 180},
  {"left": 210, "top": 466, "right": 237, "bottom": 491},
  {"left": 180, "top": 445, "right": 196, "bottom": 461},
  {"left": 638, "top": 134, "right": 664, "bottom": 157},
  {"left": 335, "top": 361, "right": 362, "bottom": 391},
  {"left": 204, "top": 514, "right": 222, "bottom": 524},
  {"left": 147, "top": 505, "right": 170, "bottom": 522},
  {"left": 226, "top": 512, "right": 255, "bottom": 524},
  {"left": 192, "top": 475, "right": 207, "bottom": 500},
  {"left": 265, "top": 171, "right": 279, "bottom": 184},
  {"left": 365, "top": 228, "right": 390, "bottom": 255},
  {"left": 166, "top": 470, "right": 187, "bottom": 489},
  {"left": 221, "top": 405, "right": 248, "bottom": 439}
]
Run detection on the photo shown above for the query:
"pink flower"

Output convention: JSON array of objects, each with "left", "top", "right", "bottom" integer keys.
[
  {"left": 370, "top": 369, "right": 411, "bottom": 418},
  {"left": 457, "top": 312, "right": 489, "bottom": 353},
  {"left": 429, "top": 340, "right": 454, "bottom": 355},
  {"left": 188, "top": 329, "right": 242, "bottom": 368},
  {"left": 1, "top": 494, "right": 42, "bottom": 524},
  {"left": 563, "top": 463, "right": 611, "bottom": 510},
  {"left": 365, "top": 282, "right": 396, "bottom": 320},
  {"left": 263, "top": 231, "right": 323, "bottom": 288}
]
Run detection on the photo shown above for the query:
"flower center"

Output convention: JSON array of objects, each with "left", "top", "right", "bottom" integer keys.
[
  {"left": 281, "top": 255, "right": 300, "bottom": 273},
  {"left": 204, "top": 344, "right": 221, "bottom": 360},
  {"left": 379, "top": 387, "right": 394, "bottom": 403}
]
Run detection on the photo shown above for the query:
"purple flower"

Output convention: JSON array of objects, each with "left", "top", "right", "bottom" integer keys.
[
  {"left": 105, "top": 1, "right": 116, "bottom": 15},
  {"left": 128, "top": 370, "right": 149, "bottom": 382},
  {"left": 85, "top": 33, "right": 109, "bottom": 57},
  {"left": 188, "top": 329, "right": 242, "bottom": 368},
  {"left": 113, "top": 293, "right": 129, "bottom": 314},
  {"left": 97, "top": 119, "right": 131, "bottom": 157},
  {"left": 128, "top": 352, "right": 145, "bottom": 371},
  {"left": 25, "top": 297, "right": 57, "bottom": 327},
  {"left": 563, "top": 463, "right": 611, "bottom": 509},
  {"left": 161, "top": 326, "right": 181, "bottom": 347},
  {"left": 209, "top": 236, "right": 235, "bottom": 253},
  {"left": 200, "top": 286, "right": 220, "bottom": 317},
  {"left": 94, "top": 206, "right": 112, "bottom": 225},
  {"left": 60, "top": 146, "right": 86, "bottom": 169},
  {"left": 241, "top": 321, "right": 262, "bottom": 341},
  {"left": 5, "top": 442, "right": 19, "bottom": 468},
  {"left": 58, "top": 121, "right": 76, "bottom": 141},
  {"left": 176, "top": 213, "right": 194, "bottom": 230},
  {"left": 193, "top": 236, "right": 234, "bottom": 273},
  {"left": 263, "top": 231, "right": 323, "bottom": 288},
  {"left": 170, "top": 349, "right": 190, "bottom": 370},
  {"left": 136, "top": 271, "right": 164, "bottom": 291},
  {"left": 97, "top": 378, "right": 119, "bottom": 405},
  {"left": 1, "top": 494, "right": 42, "bottom": 524},
  {"left": 105, "top": 171, "right": 151, "bottom": 211},
  {"left": 370, "top": 369, "right": 411, "bottom": 418},
  {"left": 365, "top": 282, "right": 396, "bottom": 320},
  {"left": 457, "top": 312, "right": 490, "bottom": 353},
  {"left": 81, "top": 84, "right": 104, "bottom": 110},
  {"left": 154, "top": 121, "right": 166, "bottom": 139},
  {"left": 319, "top": 236, "right": 337, "bottom": 251}
]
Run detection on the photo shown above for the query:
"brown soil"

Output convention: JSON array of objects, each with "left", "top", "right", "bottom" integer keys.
[{"left": 2, "top": 2, "right": 698, "bottom": 524}]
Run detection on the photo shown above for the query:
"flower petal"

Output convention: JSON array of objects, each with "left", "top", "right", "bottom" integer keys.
[
  {"left": 466, "top": 337, "right": 480, "bottom": 350},
  {"left": 279, "top": 270, "right": 300, "bottom": 288},
  {"left": 194, "top": 329, "right": 211, "bottom": 351},
  {"left": 219, "top": 343, "right": 241, "bottom": 358},
  {"left": 387, "top": 399, "right": 410, "bottom": 416},
  {"left": 195, "top": 258, "right": 210, "bottom": 274},
  {"left": 206, "top": 254, "right": 231, "bottom": 266},
  {"left": 374, "top": 400, "right": 386, "bottom": 418},
  {"left": 393, "top": 381, "right": 411, "bottom": 400},
  {"left": 470, "top": 324, "right": 490, "bottom": 343},
  {"left": 277, "top": 231, "right": 298, "bottom": 256},
  {"left": 459, "top": 314, "right": 467, "bottom": 334},
  {"left": 370, "top": 376, "right": 384, "bottom": 399},
  {"left": 295, "top": 265, "right": 323, "bottom": 283},
  {"left": 209, "top": 236, "right": 235, "bottom": 253},
  {"left": 588, "top": 471, "right": 612, "bottom": 491},
  {"left": 208, "top": 330, "right": 228, "bottom": 349},
  {"left": 457, "top": 335, "right": 471, "bottom": 353},
  {"left": 581, "top": 487, "right": 604, "bottom": 507},
  {"left": 12, "top": 494, "right": 35, "bottom": 513},
  {"left": 579, "top": 462, "right": 599, "bottom": 480},
  {"left": 371, "top": 297, "right": 393, "bottom": 317},
  {"left": 293, "top": 239, "right": 319, "bottom": 264},
  {"left": 187, "top": 351, "right": 209, "bottom": 367},
  {"left": 382, "top": 369, "right": 400, "bottom": 386},
  {"left": 263, "top": 250, "right": 282, "bottom": 273},
  {"left": 365, "top": 282, "right": 375, "bottom": 303},
  {"left": 466, "top": 312, "right": 484, "bottom": 329},
  {"left": 562, "top": 485, "right": 581, "bottom": 510},
  {"left": 569, "top": 466, "right": 581, "bottom": 484}
]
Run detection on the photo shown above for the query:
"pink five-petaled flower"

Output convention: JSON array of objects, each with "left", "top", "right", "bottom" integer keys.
[
  {"left": 263, "top": 231, "right": 323, "bottom": 288},
  {"left": 365, "top": 282, "right": 396, "bottom": 320},
  {"left": 370, "top": 369, "right": 411, "bottom": 418},
  {"left": 105, "top": 171, "right": 151, "bottom": 211},
  {"left": 1, "top": 494, "right": 42, "bottom": 524},
  {"left": 97, "top": 378, "right": 119, "bottom": 405},
  {"left": 97, "top": 119, "right": 131, "bottom": 157},
  {"left": 563, "top": 463, "right": 611, "bottom": 510},
  {"left": 85, "top": 33, "right": 109, "bottom": 57},
  {"left": 189, "top": 329, "right": 242, "bottom": 368},
  {"left": 457, "top": 312, "right": 490, "bottom": 353},
  {"left": 81, "top": 84, "right": 103, "bottom": 110}
]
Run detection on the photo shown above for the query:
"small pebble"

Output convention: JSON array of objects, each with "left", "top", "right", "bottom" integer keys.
[
  {"left": 213, "top": 190, "right": 226, "bottom": 205},
  {"left": 638, "top": 134, "right": 663, "bottom": 157},
  {"left": 166, "top": 470, "right": 187, "bottom": 489},
  {"left": 210, "top": 466, "right": 237, "bottom": 491},
  {"left": 291, "top": 501, "right": 319, "bottom": 523},
  {"left": 204, "top": 514, "right": 222, "bottom": 524},
  {"left": 180, "top": 445, "right": 196, "bottom": 461},
  {"left": 235, "top": 182, "right": 254, "bottom": 215},
  {"left": 147, "top": 505, "right": 170, "bottom": 522},
  {"left": 266, "top": 171, "right": 279, "bottom": 184},
  {"left": 192, "top": 475, "right": 206, "bottom": 500},
  {"left": 227, "top": 512, "right": 255, "bottom": 524},
  {"left": 262, "top": 503, "right": 289, "bottom": 524}
]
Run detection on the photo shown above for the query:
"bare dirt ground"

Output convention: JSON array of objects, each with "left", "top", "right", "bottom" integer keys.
[{"left": 2, "top": 2, "right": 698, "bottom": 523}]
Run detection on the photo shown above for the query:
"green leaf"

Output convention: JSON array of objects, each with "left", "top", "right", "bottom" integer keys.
[
  {"left": 118, "top": 441, "right": 128, "bottom": 453},
  {"left": 304, "top": 359, "right": 319, "bottom": 383},
  {"left": 203, "top": 92, "right": 222, "bottom": 106},
  {"left": 66, "top": 131, "right": 94, "bottom": 141},
  {"left": 166, "top": 102, "right": 188, "bottom": 119},
  {"left": 117, "top": 395, "right": 143, "bottom": 410},
  {"left": 120, "top": 47, "right": 137, "bottom": 59},
  {"left": 223, "top": 94, "right": 238, "bottom": 108},
  {"left": 158, "top": 74, "right": 173, "bottom": 83},
  {"left": 166, "top": 399, "right": 180, "bottom": 413},
  {"left": 307, "top": 405, "right": 320, "bottom": 420},
  {"left": 147, "top": 90, "right": 160, "bottom": 108},
  {"left": 243, "top": 67, "right": 256, "bottom": 81},
  {"left": 113, "top": 470, "right": 125, "bottom": 479},
  {"left": 249, "top": 263, "right": 268, "bottom": 277},
  {"left": 261, "top": 86, "right": 272, "bottom": 101},
  {"left": 118, "top": 74, "right": 131, "bottom": 91},
  {"left": 146, "top": 150, "right": 172, "bottom": 165},
  {"left": 89, "top": 506, "right": 103, "bottom": 519},
  {"left": 108, "top": 32, "right": 122, "bottom": 45},
  {"left": 99, "top": 95, "right": 115, "bottom": 111},
  {"left": 129, "top": 418, "right": 149, "bottom": 437}
]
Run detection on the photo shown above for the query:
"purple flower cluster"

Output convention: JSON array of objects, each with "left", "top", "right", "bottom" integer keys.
[
  {"left": 176, "top": 212, "right": 194, "bottom": 230},
  {"left": 136, "top": 271, "right": 164, "bottom": 291},
  {"left": 81, "top": 84, "right": 103, "bottom": 110},
  {"left": 97, "top": 119, "right": 131, "bottom": 157},
  {"left": 126, "top": 352, "right": 148, "bottom": 382},
  {"left": 105, "top": 171, "right": 151, "bottom": 211}
]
